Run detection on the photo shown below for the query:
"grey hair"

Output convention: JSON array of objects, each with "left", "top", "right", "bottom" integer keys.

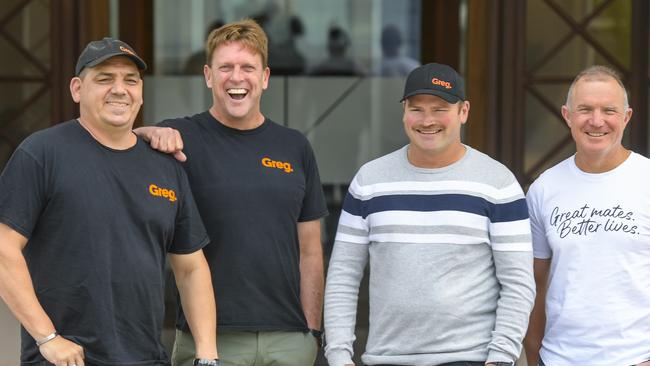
[{"left": 565, "top": 65, "right": 629, "bottom": 110}]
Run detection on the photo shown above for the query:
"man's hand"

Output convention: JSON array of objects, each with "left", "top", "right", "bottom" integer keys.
[
  {"left": 635, "top": 361, "right": 650, "bottom": 366},
  {"left": 39, "top": 336, "right": 85, "bottom": 366},
  {"left": 133, "top": 126, "right": 186, "bottom": 162}
]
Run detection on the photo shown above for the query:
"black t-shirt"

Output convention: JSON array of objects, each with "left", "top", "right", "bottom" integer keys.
[
  {"left": 0, "top": 121, "right": 208, "bottom": 366},
  {"left": 160, "top": 112, "right": 328, "bottom": 332}
]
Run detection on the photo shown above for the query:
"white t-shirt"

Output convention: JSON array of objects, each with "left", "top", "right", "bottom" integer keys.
[{"left": 527, "top": 153, "right": 650, "bottom": 366}]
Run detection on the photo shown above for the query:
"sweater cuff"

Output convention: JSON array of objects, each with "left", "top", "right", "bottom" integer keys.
[
  {"left": 326, "top": 349, "right": 354, "bottom": 366},
  {"left": 487, "top": 349, "right": 515, "bottom": 364}
]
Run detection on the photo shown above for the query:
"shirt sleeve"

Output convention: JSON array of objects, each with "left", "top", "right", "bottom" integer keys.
[
  {"left": 486, "top": 177, "right": 536, "bottom": 363},
  {"left": 156, "top": 119, "right": 174, "bottom": 128},
  {"left": 487, "top": 179, "right": 532, "bottom": 252},
  {"left": 0, "top": 146, "right": 48, "bottom": 238},
  {"left": 324, "top": 183, "right": 370, "bottom": 366},
  {"left": 168, "top": 165, "right": 210, "bottom": 254},
  {"left": 526, "top": 182, "right": 552, "bottom": 259},
  {"left": 297, "top": 139, "right": 328, "bottom": 222}
]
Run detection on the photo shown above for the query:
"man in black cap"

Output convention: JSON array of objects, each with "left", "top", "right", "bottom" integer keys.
[
  {"left": 0, "top": 38, "right": 218, "bottom": 366},
  {"left": 323, "top": 63, "right": 535, "bottom": 366}
]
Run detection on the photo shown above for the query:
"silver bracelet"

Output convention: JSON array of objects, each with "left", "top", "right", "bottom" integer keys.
[{"left": 35, "top": 331, "right": 58, "bottom": 347}]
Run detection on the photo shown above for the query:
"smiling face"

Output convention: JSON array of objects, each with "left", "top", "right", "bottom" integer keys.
[
  {"left": 562, "top": 75, "right": 632, "bottom": 170},
  {"left": 402, "top": 93, "right": 470, "bottom": 168},
  {"left": 205, "top": 41, "right": 270, "bottom": 130},
  {"left": 70, "top": 56, "right": 143, "bottom": 132}
]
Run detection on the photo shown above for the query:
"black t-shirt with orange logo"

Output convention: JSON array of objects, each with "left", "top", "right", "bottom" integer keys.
[
  {"left": 160, "top": 112, "right": 328, "bottom": 332},
  {"left": 0, "top": 120, "right": 208, "bottom": 365}
]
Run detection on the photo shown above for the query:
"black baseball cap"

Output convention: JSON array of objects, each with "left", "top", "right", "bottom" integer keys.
[
  {"left": 400, "top": 63, "right": 465, "bottom": 103},
  {"left": 75, "top": 37, "right": 147, "bottom": 76}
]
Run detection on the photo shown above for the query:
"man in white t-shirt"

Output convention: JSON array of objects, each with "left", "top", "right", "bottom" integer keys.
[{"left": 523, "top": 65, "right": 650, "bottom": 366}]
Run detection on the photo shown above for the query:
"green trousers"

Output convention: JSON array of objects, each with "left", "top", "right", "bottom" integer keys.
[{"left": 171, "top": 329, "right": 318, "bottom": 366}]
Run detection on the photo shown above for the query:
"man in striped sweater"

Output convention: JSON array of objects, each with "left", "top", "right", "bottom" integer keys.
[{"left": 324, "top": 63, "right": 535, "bottom": 366}]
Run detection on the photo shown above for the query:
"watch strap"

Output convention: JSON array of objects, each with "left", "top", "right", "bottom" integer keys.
[{"left": 193, "top": 358, "right": 220, "bottom": 366}]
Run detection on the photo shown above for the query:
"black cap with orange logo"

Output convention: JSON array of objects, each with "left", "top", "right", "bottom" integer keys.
[
  {"left": 75, "top": 37, "right": 147, "bottom": 76},
  {"left": 400, "top": 63, "right": 465, "bottom": 103}
]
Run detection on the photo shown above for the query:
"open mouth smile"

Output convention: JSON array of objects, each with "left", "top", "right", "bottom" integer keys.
[
  {"left": 416, "top": 128, "right": 443, "bottom": 135},
  {"left": 227, "top": 88, "right": 248, "bottom": 100},
  {"left": 106, "top": 101, "right": 129, "bottom": 107}
]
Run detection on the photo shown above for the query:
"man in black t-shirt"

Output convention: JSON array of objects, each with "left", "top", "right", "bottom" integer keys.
[
  {"left": 0, "top": 38, "right": 219, "bottom": 366},
  {"left": 135, "top": 19, "right": 328, "bottom": 366}
]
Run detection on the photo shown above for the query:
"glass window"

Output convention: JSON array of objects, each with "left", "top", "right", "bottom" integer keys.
[{"left": 152, "top": 0, "right": 421, "bottom": 77}]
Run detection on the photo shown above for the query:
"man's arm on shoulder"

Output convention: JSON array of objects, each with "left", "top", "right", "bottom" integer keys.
[
  {"left": 169, "top": 250, "right": 218, "bottom": 360},
  {"left": 133, "top": 126, "right": 187, "bottom": 162},
  {"left": 523, "top": 258, "right": 550, "bottom": 366},
  {"left": 0, "top": 223, "right": 85, "bottom": 365},
  {"left": 298, "top": 219, "right": 324, "bottom": 331}
]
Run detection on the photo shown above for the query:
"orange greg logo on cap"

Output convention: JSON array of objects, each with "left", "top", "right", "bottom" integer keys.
[
  {"left": 431, "top": 77, "right": 453, "bottom": 89},
  {"left": 119, "top": 46, "right": 136, "bottom": 56}
]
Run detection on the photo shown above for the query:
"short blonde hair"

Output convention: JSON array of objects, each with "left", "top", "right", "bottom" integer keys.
[{"left": 205, "top": 18, "right": 268, "bottom": 68}]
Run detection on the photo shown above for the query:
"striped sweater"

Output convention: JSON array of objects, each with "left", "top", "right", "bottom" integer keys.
[{"left": 324, "top": 145, "right": 535, "bottom": 366}]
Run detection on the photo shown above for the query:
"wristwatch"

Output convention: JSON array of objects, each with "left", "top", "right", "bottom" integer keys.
[
  {"left": 309, "top": 328, "right": 323, "bottom": 348},
  {"left": 193, "top": 359, "right": 220, "bottom": 366}
]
